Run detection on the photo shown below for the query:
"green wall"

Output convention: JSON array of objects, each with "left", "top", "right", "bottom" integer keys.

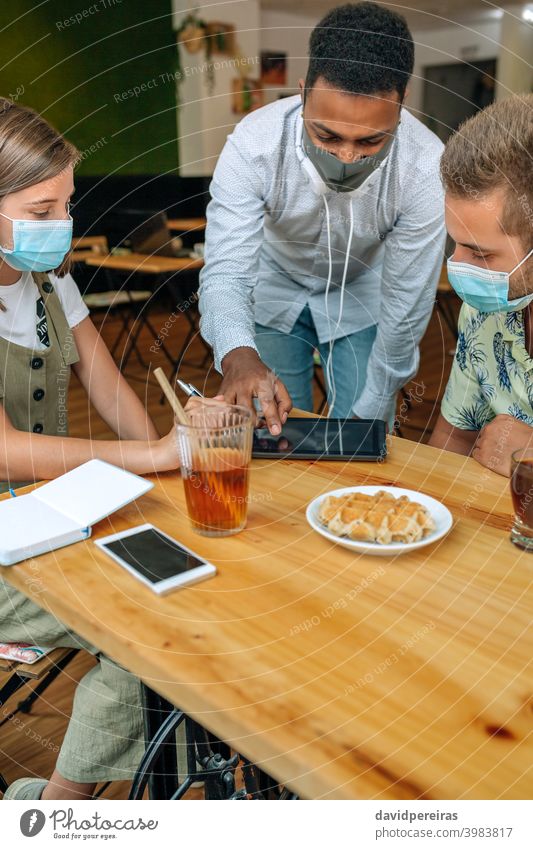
[{"left": 0, "top": 0, "right": 178, "bottom": 174}]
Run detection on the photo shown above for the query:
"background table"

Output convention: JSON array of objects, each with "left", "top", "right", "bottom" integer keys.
[
  {"left": 1, "top": 435, "right": 531, "bottom": 800},
  {"left": 167, "top": 217, "right": 206, "bottom": 233},
  {"left": 83, "top": 252, "right": 203, "bottom": 275},
  {"left": 82, "top": 252, "right": 206, "bottom": 372},
  {"left": 71, "top": 235, "right": 109, "bottom": 264}
]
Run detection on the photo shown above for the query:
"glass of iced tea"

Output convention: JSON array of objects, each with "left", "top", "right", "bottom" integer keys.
[
  {"left": 175, "top": 402, "right": 253, "bottom": 537},
  {"left": 510, "top": 448, "right": 533, "bottom": 550}
]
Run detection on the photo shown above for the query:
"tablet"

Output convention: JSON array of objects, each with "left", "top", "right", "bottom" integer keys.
[
  {"left": 252, "top": 417, "right": 387, "bottom": 461},
  {"left": 95, "top": 524, "right": 216, "bottom": 595}
]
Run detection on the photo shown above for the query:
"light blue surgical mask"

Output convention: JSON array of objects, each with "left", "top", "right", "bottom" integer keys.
[
  {"left": 0, "top": 211, "right": 73, "bottom": 272},
  {"left": 447, "top": 247, "right": 533, "bottom": 313}
]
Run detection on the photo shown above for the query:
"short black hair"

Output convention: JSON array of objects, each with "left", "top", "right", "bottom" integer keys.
[{"left": 306, "top": 2, "right": 414, "bottom": 99}]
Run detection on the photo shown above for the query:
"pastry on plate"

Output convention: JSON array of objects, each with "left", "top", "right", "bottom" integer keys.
[{"left": 318, "top": 490, "right": 436, "bottom": 544}]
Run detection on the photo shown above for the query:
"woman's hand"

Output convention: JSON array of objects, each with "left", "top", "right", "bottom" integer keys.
[
  {"left": 184, "top": 394, "right": 225, "bottom": 413},
  {"left": 151, "top": 396, "right": 227, "bottom": 473},
  {"left": 151, "top": 427, "right": 180, "bottom": 472}
]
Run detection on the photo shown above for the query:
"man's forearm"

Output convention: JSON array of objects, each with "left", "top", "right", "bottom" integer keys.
[
  {"left": 221, "top": 346, "right": 261, "bottom": 373},
  {"left": 352, "top": 345, "right": 419, "bottom": 420},
  {"left": 429, "top": 413, "right": 477, "bottom": 456},
  {"left": 199, "top": 276, "right": 259, "bottom": 373}
]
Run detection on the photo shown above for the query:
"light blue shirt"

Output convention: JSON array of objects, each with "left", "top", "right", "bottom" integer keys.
[{"left": 199, "top": 96, "right": 446, "bottom": 419}]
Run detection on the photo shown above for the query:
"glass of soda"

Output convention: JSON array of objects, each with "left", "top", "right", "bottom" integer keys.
[
  {"left": 510, "top": 447, "right": 533, "bottom": 550},
  {"left": 175, "top": 402, "right": 253, "bottom": 537}
]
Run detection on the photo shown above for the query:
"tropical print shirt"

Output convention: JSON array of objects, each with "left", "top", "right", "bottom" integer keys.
[{"left": 441, "top": 304, "right": 533, "bottom": 430}]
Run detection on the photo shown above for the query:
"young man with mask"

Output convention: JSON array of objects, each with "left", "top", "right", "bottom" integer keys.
[
  {"left": 430, "top": 94, "right": 533, "bottom": 477},
  {"left": 198, "top": 2, "right": 445, "bottom": 434}
]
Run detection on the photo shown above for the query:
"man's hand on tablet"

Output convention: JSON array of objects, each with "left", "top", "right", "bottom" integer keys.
[{"left": 220, "top": 347, "right": 292, "bottom": 435}]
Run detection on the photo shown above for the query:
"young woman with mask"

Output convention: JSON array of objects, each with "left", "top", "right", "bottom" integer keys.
[{"left": 0, "top": 97, "right": 179, "bottom": 800}]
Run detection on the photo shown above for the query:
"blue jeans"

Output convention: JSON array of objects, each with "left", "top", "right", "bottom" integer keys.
[{"left": 255, "top": 305, "right": 378, "bottom": 419}]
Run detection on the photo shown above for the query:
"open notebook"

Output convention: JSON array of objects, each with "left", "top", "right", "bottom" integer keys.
[{"left": 0, "top": 459, "right": 153, "bottom": 566}]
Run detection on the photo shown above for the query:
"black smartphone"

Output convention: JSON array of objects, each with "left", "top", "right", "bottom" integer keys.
[
  {"left": 252, "top": 417, "right": 387, "bottom": 461},
  {"left": 95, "top": 524, "right": 216, "bottom": 595}
]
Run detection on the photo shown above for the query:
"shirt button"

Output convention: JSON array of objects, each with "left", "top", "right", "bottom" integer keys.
[
  {"left": 31, "top": 357, "right": 43, "bottom": 370},
  {"left": 33, "top": 388, "right": 45, "bottom": 401},
  {"left": 32, "top": 423, "right": 44, "bottom": 433},
  {"left": 42, "top": 281, "right": 54, "bottom": 293}
]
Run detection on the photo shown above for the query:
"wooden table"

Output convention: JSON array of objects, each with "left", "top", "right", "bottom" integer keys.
[
  {"left": 167, "top": 217, "right": 206, "bottom": 232},
  {"left": 71, "top": 235, "right": 109, "bottom": 264},
  {"left": 82, "top": 252, "right": 206, "bottom": 372},
  {"left": 1, "top": 435, "right": 531, "bottom": 800},
  {"left": 84, "top": 252, "right": 203, "bottom": 274}
]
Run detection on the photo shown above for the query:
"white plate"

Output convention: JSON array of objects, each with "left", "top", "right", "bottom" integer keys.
[{"left": 306, "top": 485, "right": 453, "bottom": 556}]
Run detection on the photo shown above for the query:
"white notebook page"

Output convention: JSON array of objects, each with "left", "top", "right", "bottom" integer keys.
[{"left": 33, "top": 459, "right": 153, "bottom": 527}]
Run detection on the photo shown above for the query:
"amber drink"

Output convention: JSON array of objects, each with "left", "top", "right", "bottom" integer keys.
[
  {"left": 510, "top": 448, "right": 533, "bottom": 550},
  {"left": 175, "top": 403, "right": 253, "bottom": 536}
]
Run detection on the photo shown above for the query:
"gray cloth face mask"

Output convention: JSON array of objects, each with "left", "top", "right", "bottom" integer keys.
[{"left": 302, "top": 124, "right": 397, "bottom": 193}]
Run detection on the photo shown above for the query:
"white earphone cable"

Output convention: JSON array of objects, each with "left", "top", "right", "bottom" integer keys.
[{"left": 322, "top": 196, "right": 354, "bottom": 418}]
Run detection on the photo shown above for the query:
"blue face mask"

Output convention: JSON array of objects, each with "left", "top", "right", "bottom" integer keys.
[
  {"left": 447, "top": 247, "right": 533, "bottom": 313},
  {"left": 0, "top": 211, "right": 73, "bottom": 273}
]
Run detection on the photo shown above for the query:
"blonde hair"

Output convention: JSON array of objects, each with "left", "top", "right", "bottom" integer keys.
[
  {"left": 441, "top": 94, "right": 533, "bottom": 248},
  {"left": 0, "top": 97, "right": 79, "bottom": 306}
]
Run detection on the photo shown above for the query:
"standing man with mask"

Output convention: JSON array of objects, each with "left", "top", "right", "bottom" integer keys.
[{"left": 199, "top": 2, "right": 445, "bottom": 434}]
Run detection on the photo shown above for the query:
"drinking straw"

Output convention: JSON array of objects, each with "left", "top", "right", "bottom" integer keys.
[{"left": 154, "top": 368, "right": 189, "bottom": 424}]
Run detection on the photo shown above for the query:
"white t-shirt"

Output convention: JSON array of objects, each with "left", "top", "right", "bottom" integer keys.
[{"left": 0, "top": 272, "right": 89, "bottom": 350}]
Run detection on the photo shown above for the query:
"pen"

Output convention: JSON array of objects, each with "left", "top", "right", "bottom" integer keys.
[
  {"left": 176, "top": 379, "right": 203, "bottom": 397},
  {"left": 176, "top": 378, "right": 264, "bottom": 417}
]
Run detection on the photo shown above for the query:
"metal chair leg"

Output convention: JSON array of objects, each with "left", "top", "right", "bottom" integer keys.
[
  {"left": 0, "top": 673, "right": 27, "bottom": 711},
  {"left": 131, "top": 687, "right": 181, "bottom": 800},
  {"left": 130, "top": 693, "right": 299, "bottom": 802}
]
